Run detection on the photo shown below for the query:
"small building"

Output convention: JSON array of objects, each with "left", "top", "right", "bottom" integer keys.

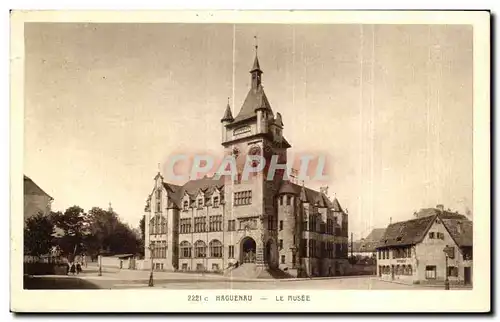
[
  {"left": 24, "top": 175, "right": 53, "bottom": 222},
  {"left": 376, "top": 206, "right": 473, "bottom": 285},
  {"left": 350, "top": 228, "right": 386, "bottom": 258}
]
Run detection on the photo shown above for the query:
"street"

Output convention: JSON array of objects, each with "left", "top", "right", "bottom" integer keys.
[{"left": 24, "top": 264, "right": 469, "bottom": 290}]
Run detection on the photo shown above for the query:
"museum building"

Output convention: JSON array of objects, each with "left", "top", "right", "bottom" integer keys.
[{"left": 143, "top": 47, "right": 350, "bottom": 278}]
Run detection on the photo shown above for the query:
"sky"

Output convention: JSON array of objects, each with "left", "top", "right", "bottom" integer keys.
[{"left": 24, "top": 23, "right": 473, "bottom": 238}]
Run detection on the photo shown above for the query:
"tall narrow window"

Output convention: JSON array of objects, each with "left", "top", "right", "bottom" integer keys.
[
  {"left": 183, "top": 200, "right": 189, "bottom": 211},
  {"left": 279, "top": 220, "right": 283, "bottom": 231},
  {"left": 213, "top": 196, "right": 219, "bottom": 208}
]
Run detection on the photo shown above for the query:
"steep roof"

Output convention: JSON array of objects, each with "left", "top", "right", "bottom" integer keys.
[
  {"left": 350, "top": 228, "right": 387, "bottom": 253},
  {"left": 378, "top": 216, "right": 435, "bottom": 248},
  {"left": 221, "top": 103, "right": 234, "bottom": 122},
  {"left": 277, "top": 180, "right": 344, "bottom": 211},
  {"left": 163, "top": 175, "right": 224, "bottom": 209},
  {"left": 442, "top": 219, "right": 473, "bottom": 247},
  {"left": 233, "top": 86, "right": 273, "bottom": 124},
  {"left": 250, "top": 55, "right": 262, "bottom": 73},
  {"left": 24, "top": 175, "right": 53, "bottom": 200},
  {"left": 365, "top": 228, "right": 387, "bottom": 242},
  {"left": 378, "top": 210, "right": 473, "bottom": 249}
]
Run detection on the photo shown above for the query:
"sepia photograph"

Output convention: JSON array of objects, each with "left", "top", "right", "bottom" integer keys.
[{"left": 10, "top": 10, "right": 490, "bottom": 313}]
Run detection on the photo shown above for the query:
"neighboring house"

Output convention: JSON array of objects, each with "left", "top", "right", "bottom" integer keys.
[
  {"left": 350, "top": 228, "right": 386, "bottom": 258},
  {"left": 376, "top": 205, "right": 473, "bottom": 285},
  {"left": 24, "top": 175, "right": 53, "bottom": 222},
  {"left": 143, "top": 45, "right": 350, "bottom": 278}
]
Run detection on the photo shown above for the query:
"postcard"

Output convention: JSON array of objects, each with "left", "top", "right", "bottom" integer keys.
[{"left": 11, "top": 10, "right": 490, "bottom": 313}]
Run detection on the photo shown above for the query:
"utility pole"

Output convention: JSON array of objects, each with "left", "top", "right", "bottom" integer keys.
[{"left": 350, "top": 232, "right": 354, "bottom": 258}]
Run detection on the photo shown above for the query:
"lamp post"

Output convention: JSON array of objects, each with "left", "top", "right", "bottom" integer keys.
[
  {"left": 443, "top": 246, "right": 452, "bottom": 290},
  {"left": 98, "top": 252, "right": 102, "bottom": 276},
  {"left": 148, "top": 242, "right": 154, "bottom": 287}
]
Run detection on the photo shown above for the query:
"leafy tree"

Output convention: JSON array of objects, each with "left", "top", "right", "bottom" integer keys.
[
  {"left": 24, "top": 212, "right": 54, "bottom": 256},
  {"left": 52, "top": 206, "right": 89, "bottom": 257}
]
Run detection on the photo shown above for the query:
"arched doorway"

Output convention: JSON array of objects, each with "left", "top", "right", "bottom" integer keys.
[{"left": 240, "top": 237, "right": 256, "bottom": 263}]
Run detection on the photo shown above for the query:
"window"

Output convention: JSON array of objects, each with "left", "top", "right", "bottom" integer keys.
[
  {"left": 429, "top": 232, "right": 435, "bottom": 239},
  {"left": 160, "top": 241, "right": 167, "bottom": 258},
  {"left": 183, "top": 200, "right": 189, "bottom": 211},
  {"left": 292, "top": 254, "right": 296, "bottom": 268},
  {"left": 437, "top": 232, "right": 445, "bottom": 240},
  {"left": 181, "top": 263, "right": 188, "bottom": 271},
  {"left": 227, "top": 220, "right": 236, "bottom": 231},
  {"left": 228, "top": 245, "right": 235, "bottom": 258},
  {"left": 180, "top": 218, "right": 192, "bottom": 234},
  {"left": 447, "top": 266, "right": 458, "bottom": 277},
  {"left": 300, "top": 239, "right": 307, "bottom": 258},
  {"left": 196, "top": 263, "right": 204, "bottom": 271},
  {"left": 213, "top": 196, "right": 219, "bottom": 208},
  {"left": 308, "top": 239, "right": 317, "bottom": 258},
  {"left": 309, "top": 214, "right": 315, "bottom": 232},
  {"left": 180, "top": 241, "right": 192, "bottom": 258},
  {"left": 279, "top": 220, "right": 283, "bottom": 231},
  {"left": 281, "top": 255, "right": 285, "bottom": 264},
  {"left": 425, "top": 265, "right": 437, "bottom": 279},
  {"left": 408, "top": 265, "right": 413, "bottom": 275},
  {"left": 197, "top": 198, "right": 203, "bottom": 209},
  {"left": 156, "top": 201, "right": 161, "bottom": 213},
  {"left": 209, "top": 240, "right": 223, "bottom": 258},
  {"left": 194, "top": 240, "right": 207, "bottom": 258},
  {"left": 286, "top": 195, "right": 291, "bottom": 205},
  {"left": 194, "top": 216, "right": 206, "bottom": 233},
  {"left": 279, "top": 239, "right": 283, "bottom": 249},
  {"left": 267, "top": 214, "right": 275, "bottom": 230},
  {"left": 303, "top": 215, "right": 309, "bottom": 231},
  {"left": 279, "top": 196, "right": 283, "bottom": 206},
  {"left": 212, "top": 264, "right": 220, "bottom": 271},
  {"left": 161, "top": 217, "right": 167, "bottom": 234},
  {"left": 209, "top": 215, "right": 223, "bottom": 232},
  {"left": 234, "top": 190, "right": 252, "bottom": 206}
]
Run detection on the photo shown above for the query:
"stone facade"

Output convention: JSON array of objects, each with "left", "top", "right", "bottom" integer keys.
[{"left": 143, "top": 49, "right": 349, "bottom": 277}]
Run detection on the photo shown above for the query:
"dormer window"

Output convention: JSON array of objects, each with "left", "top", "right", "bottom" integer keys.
[
  {"left": 213, "top": 196, "right": 219, "bottom": 208},
  {"left": 156, "top": 189, "right": 161, "bottom": 200},
  {"left": 198, "top": 199, "right": 203, "bottom": 209},
  {"left": 183, "top": 200, "right": 189, "bottom": 211}
]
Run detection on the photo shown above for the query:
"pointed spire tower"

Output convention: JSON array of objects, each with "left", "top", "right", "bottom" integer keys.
[
  {"left": 250, "top": 36, "right": 263, "bottom": 90},
  {"left": 220, "top": 97, "right": 233, "bottom": 142}
]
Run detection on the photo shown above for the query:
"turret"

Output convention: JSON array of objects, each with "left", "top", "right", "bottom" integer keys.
[{"left": 220, "top": 98, "right": 233, "bottom": 142}]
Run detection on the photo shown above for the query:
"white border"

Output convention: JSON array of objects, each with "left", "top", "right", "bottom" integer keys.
[{"left": 10, "top": 10, "right": 491, "bottom": 313}]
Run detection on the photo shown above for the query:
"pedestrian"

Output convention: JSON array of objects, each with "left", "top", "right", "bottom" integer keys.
[
  {"left": 69, "top": 262, "right": 76, "bottom": 275},
  {"left": 76, "top": 262, "right": 82, "bottom": 275}
]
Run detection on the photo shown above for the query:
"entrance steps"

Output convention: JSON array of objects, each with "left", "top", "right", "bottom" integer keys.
[{"left": 224, "top": 263, "right": 293, "bottom": 279}]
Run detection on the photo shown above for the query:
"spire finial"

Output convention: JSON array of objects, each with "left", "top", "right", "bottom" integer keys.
[
  {"left": 254, "top": 35, "right": 258, "bottom": 55},
  {"left": 108, "top": 202, "right": 113, "bottom": 212},
  {"left": 227, "top": 97, "right": 230, "bottom": 105},
  {"left": 157, "top": 162, "right": 160, "bottom": 173}
]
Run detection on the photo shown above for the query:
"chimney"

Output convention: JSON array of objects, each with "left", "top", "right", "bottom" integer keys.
[{"left": 436, "top": 204, "right": 444, "bottom": 211}]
